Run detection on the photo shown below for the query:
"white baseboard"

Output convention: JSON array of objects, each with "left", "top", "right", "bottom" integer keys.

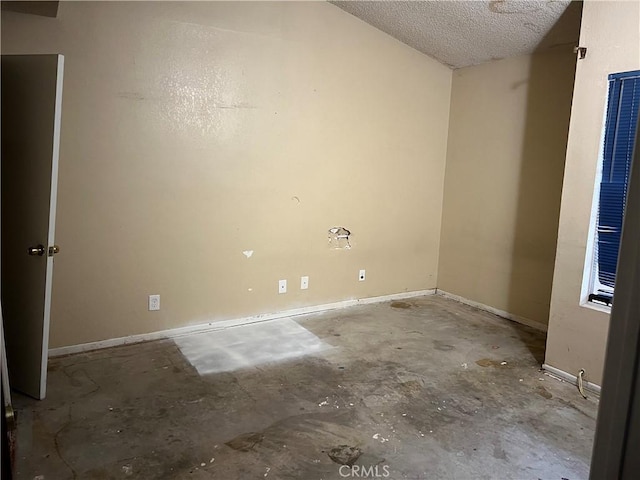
[
  {"left": 435, "top": 289, "right": 548, "bottom": 332},
  {"left": 542, "top": 363, "right": 601, "bottom": 394},
  {"left": 49, "top": 289, "right": 437, "bottom": 357}
]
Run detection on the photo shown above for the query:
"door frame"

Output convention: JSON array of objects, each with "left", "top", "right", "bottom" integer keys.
[{"left": 38, "top": 54, "right": 64, "bottom": 397}]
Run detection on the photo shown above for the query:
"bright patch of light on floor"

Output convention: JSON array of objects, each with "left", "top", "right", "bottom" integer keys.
[{"left": 174, "top": 318, "right": 332, "bottom": 375}]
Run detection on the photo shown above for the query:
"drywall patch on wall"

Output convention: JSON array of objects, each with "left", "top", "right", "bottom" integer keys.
[
  {"left": 174, "top": 318, "right": 332, "bottom": 375},
  {"left": 242, "top": 250, "right": 254, "bottom": 258},
  {"left": 328, "top": 227, "right": 351, "bottom": 249}
]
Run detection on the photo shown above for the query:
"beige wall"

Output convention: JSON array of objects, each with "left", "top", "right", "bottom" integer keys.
[
  {"left": 438, "top": 48, "right": 576, "bottom": 326},
  {"left": 546, "top": 0, "right": 640, "bottom": 386},
  {"left": 1, "top": 1, "right": 452, "bottom": 348}
]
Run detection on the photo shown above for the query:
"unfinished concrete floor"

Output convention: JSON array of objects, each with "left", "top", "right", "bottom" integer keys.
[{"left": 13, "top": 295, "right": 598, "bottom": 479}]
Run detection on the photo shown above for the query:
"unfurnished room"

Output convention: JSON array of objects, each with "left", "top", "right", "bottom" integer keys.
[{"left": 1, "top": 0, "right": 640, "bottom": 479}]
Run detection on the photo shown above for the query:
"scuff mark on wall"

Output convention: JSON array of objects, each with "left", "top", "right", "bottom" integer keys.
[
  {"left": 215, "top": 102, "right": 257, "bottom": 109},
  {"left": 328, "top": 227, "right": 351, "bottom": 249},
  {"left": 511, "top": 78, "right": 528, "bottom": 90},
  {"left": 117, "top": 91, "right": 147, "bottom": 101}
]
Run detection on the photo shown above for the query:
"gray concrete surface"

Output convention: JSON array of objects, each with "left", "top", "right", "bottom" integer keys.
[{"left": 12, "top": 295, "right": 598, "bottom": 479}]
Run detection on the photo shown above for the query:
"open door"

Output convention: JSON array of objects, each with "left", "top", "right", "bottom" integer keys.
[{"left": 1, "top": 54, "right": 63, "bottom": 400}]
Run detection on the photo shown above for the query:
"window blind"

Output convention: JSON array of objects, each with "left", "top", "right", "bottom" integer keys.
[{"left": 596, "top": 70, "right": 640, "bottom": 289}]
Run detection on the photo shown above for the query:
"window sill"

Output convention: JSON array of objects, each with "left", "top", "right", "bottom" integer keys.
[{"left": 581, "top": 301, "right": 612, "bottom": 315}]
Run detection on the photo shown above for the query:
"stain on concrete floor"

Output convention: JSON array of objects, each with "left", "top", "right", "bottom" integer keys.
[
  {"left": 475, "top": 358, "right": 508, "bottom": 368},
  {"left": 12, "top": 295, "right": 597, "bottom": 479},
  {"left": 327, "top": 445, "right": 362, "bottom": 466},
  {"left": 225, "top": 432, "right": 265, "bottom": 452},
  {"left": 390, "top": 301, "right": 412, "bottom": 309}
]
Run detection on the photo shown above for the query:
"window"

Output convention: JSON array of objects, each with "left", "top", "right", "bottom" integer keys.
[{"left": 589, "top": 70, "right": 640, "bottom": 306}]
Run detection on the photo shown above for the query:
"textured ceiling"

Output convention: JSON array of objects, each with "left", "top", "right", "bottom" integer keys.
[{"left": 331, "top": 1, "right": 582, "bottom": 69}]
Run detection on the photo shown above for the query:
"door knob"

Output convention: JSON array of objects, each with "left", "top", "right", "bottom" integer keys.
[
  {"left": 48, "top": 245, "right": 60, "bottom": 256},
  {"left": 28, "top": 244, "right": 46, "bottom": 256}
]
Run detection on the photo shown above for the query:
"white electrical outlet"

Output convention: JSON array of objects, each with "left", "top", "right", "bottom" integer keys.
[
  {"left": 148, "top": 294, "right": 160, "bottom": 311},
  {"left": 359, "top": 269, "right": 366, "bottom": 281},
  {"left": 279, "top": 279, "right": 287, "bottom": 294},
  {"left": 301, "top": 276, "right": 309, "bottom": 290}
]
